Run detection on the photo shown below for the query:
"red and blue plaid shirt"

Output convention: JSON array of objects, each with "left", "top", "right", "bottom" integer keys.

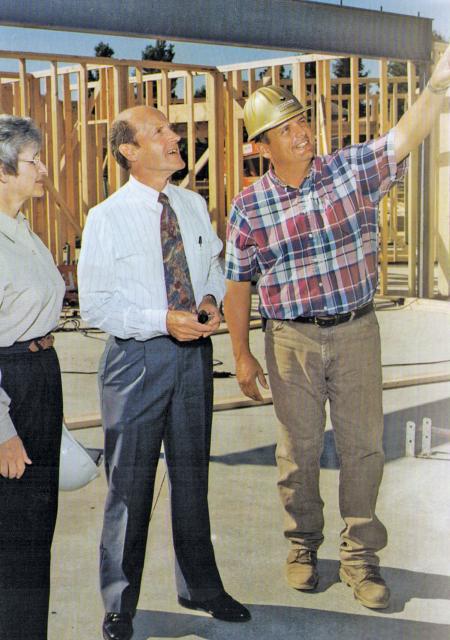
[{"left": 225, "top": 131, "right": 407, "bottom": 318}]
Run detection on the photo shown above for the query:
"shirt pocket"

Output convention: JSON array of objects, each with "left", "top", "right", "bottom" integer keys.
[{"left": 189, "top": 237, "right": 212, "bottom": 289}]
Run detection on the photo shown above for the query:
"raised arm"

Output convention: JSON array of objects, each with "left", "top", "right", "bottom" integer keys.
[{"left": 394, "top": 44, "right": 450, "bottom": 163}]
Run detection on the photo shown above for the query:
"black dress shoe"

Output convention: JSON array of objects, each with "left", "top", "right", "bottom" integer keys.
[
  {"left": 102, "top": 612, "right": 133, "bottom": 640},
  {"left": 178, "top": 592, "right": 251, "bottom": 622}
]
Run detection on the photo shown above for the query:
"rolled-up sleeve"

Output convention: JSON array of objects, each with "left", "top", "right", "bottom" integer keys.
[
  {"left": 345, "top": 130, "right": 408, "bottom": 204},
  {"left": 225, "top": 202, "right": 257, "bottom": 281},
  {"left": 0, "top": 371, "right": 16, "bottom": 444}
]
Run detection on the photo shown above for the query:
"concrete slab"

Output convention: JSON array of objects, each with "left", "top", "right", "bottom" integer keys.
[{"left": 48, "top": 298, "right": 450, "bottom": 639}]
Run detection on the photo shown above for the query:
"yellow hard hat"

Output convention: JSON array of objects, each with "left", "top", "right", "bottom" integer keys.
[{"left": 244, "top": 85, "right": 310, "bottom": 141}]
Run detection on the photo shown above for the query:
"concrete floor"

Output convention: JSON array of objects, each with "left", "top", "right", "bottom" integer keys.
[{"left": 49, "top": 298, "right": 450, "bottom": 640}]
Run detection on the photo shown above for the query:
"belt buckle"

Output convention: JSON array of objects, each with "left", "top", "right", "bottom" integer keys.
[{"left": 314, "top": 315, "right": 333, "bottom": 327}]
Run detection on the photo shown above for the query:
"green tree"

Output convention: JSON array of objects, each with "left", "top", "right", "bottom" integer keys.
[
  {"left": 432, "top": 30, "right": 447, "bottom": 43},
  {"left": 141, "top": 39, "right": 176, "bottom": 98},
  {"left": 95, "top": 41, "right": 115, "bottom": 58},
  {"left": 142, "top": 39, "right": 175, "bottom": 70},
  {"left": 89, "top": 41, "right": 114, "bottom": 83}
]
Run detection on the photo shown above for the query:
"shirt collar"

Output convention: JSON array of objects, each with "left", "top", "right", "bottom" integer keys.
[
  {"left": 0, "top": 211, "right": 28, "bottom": 242},
  {"left": 128, "top": 174, "right": 171, "bottom": 205},
  {"left": 268, "top": 162, "right": 315, "bottom": 192}
]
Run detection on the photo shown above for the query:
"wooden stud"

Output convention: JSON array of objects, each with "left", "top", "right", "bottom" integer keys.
[
  {"left": 378, "top": 58, "right": 389, "bottom": 295},
  {"left": 350, "top": 56, "right": 359, "bottom": 144},
  {"left": 407, "top": 61, "right": 419, "bottom": 296},
  {"left": 78, "top": 64, "right": 91, "bottom": 226},
  {"left": 224, "top": 72, "right": 235, "bottom": 214},
  {"left": 185, "top": 71, "right": 196, "bottom": 191},
  {"left": 232, "top": 70, "right": 244, "bottom": 198},
  {"left": 112, "top": 65, "right": 129, "bottom": 189},
  {"left": 18, "top": 58, "right": 29, "bottom": 116},
  {"left": 207, "top": 71, "right": 225, "bottom": 239}
]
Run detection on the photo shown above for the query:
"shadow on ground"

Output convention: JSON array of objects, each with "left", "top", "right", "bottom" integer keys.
[
  {"left": 208, "top": 396, "right": 450, "bottom": 469},
  {"left": 133, "top": 564, "right": 450, "bottom": 639}
]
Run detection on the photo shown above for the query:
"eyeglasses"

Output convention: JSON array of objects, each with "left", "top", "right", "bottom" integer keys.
[{"left": 18, "top": 156, "right": 43, "bottom": 168}]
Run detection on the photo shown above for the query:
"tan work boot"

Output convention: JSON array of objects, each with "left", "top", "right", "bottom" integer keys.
[
  {"left": 286, "top": 549, "right": 318, "bottom": 590},
  {"left": 339, "top": 564, "right": 390, "bottom": 609}
]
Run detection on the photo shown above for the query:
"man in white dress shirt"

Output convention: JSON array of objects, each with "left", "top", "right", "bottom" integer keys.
[{"left": 78, "top": 105, "right": 250, "bottom": 640}]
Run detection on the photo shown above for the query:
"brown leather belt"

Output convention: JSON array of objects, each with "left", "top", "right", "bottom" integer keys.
[{"left": 292, "top": 302, "right": 374, "bottom": 328}]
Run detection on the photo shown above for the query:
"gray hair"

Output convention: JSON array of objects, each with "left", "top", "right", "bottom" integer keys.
[
  {"left": 109, "top": 118, "right": 138, "bottom": 170},
  {"left": 0, "top": 114, "right": 42, "bottom": 175}
]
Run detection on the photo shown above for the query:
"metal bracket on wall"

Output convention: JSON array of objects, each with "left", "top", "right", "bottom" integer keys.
[{"left": 405, "top": 418, "right": 450, "bottom": 460}]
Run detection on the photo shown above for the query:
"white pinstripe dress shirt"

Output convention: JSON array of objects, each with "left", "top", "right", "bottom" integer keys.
[{"left": 77, "top": 176, "right": 225, "bottom": 340}]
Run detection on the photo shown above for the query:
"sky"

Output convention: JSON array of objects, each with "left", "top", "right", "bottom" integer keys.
[{"left": 0, "top": 0, "right": 448, "bottom": 72}]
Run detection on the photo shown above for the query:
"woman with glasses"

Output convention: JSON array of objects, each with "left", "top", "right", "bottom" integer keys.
[{"left": 0, "top": 114, "right": 65, "bottom": 640}]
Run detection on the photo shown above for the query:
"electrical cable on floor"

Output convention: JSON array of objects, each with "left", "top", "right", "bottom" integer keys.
[{"left": 149, "top": 471, "right": 167, "bottom": 521}]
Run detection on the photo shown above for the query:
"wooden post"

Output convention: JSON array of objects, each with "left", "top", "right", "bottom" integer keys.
[
  {"left": 224, "top": 72, "right": 235, "bottom": 214},
  {"left": 207, "top": 71, "right": 225, "bottom": 240},
  {"left": 407, "top": 61, "right": 419, "bottom": 296},
  {"left": 316, "top": 61, "right": 325, "bottom": 155},
  {"left": 337, "top": 82, "right": 343, "bottom": 148},
  {"left": 350, "top": 56, "right": 360, "bottom": 144},
  {"left": 62, "top": 73, "right": 76, "bottom": 252},
  {"left": 271, "top": 65, "right": 280, "bottom": 86},
  {"left": 232, "top": 70, "right": 244, "bottom": 199},
  {"left": 50, "top": 61, "right": 63, "bottom": 262},
  {"left": 185, "top": 71, "right": 196, "bottom": 191},
  {"left": 18, "top": 58, "right": 28, "bottom": 116},
  {"left": 292, "top": 62, "right": 307, "bottom": 106},
  {"left": 247, "top": 67, "right": 256, "bottom": 97},
  {"left": 436, "top": 96, "right": 450, "bottom": 296},
  {"left": 112, "top": 64, "right": 129, "bottom": 190},
  {"left": 158, "top": 69, "right": 171, "bottom": 117},
  {"left": 378, "top": 58, "right": 389, "bottom": 295},
  {"left": 78, "top": 64, "right": 91, "bottom": 226}
]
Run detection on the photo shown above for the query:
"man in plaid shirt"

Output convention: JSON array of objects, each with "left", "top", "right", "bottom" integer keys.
[{"left": 224, "top": 45, "right": 450, "bottom": 609}]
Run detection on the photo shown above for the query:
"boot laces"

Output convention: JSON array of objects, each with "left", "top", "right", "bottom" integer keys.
[
  {"left": 359, "top": 565, "right": 384, "bottom": 584},
  {"left": 295, "top": 549, "right": 317, "bottom": 565}
]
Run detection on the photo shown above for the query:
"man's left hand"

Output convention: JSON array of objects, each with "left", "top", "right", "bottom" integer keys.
[
  {"left": 197, "top": 300, "right": 221, "bottom": 336},
  {"left": 430, "top": 44, "right": 450, "bottom": 91}
]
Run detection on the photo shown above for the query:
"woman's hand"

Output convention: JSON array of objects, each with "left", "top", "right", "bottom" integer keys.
[{"left": 0, "top": 435, "right": 32, "bottom": 479}]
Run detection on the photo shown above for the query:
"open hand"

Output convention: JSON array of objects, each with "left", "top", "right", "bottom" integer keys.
[
  {"left": 430, "top": 44, "right": 450, "bottom": 91},
  {"left": 236, "top": 352, "right": 269, "bottom": 401}
]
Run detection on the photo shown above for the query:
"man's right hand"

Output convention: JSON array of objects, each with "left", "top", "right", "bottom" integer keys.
[
  {"left": 166, "top": 310, "right": 209, "bottom": 341},
  {"left": 0, "top": 435, "right": 32, "bottom": 479},
  {"left": 236, "top": 352, "right": 269, "bottom": 401}
]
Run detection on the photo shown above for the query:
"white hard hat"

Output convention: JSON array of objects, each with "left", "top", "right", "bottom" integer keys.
[{"left": 59, "top": 423, "right": 102, "bottom": 491}]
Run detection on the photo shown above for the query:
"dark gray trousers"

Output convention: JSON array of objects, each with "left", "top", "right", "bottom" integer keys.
[{"left": 98, "top": 335, "right": 223, "bottom": 614}]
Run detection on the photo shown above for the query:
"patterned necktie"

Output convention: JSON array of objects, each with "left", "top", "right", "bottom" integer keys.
[{"left": 159, "top": 192, "right": 197, "bottom": 312}]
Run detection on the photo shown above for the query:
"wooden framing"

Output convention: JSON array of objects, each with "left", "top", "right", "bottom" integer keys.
[{"left": 0, "top": 45, "right": 448, "bottom": 298}]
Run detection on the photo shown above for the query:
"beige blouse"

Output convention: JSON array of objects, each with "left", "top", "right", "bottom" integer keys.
[{"left": 0, "top": 211, "right": 65, "bottom": 443}]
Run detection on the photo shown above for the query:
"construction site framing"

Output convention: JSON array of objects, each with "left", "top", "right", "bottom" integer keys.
[{"left": 0, "top": 42, "right": 448, "bottom": 298}]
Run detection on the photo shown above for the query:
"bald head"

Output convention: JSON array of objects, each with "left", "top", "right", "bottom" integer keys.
[
  {"left": 110, "top": 105, "right": 163, "bottom": 170},
  {"left": 109, "top": 104, "right": 184, "bottom": 189}
]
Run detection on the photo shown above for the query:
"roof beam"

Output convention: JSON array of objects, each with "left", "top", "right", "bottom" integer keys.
[{"left": 0, "top": 0, "right": 433, "bottom": 62}]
